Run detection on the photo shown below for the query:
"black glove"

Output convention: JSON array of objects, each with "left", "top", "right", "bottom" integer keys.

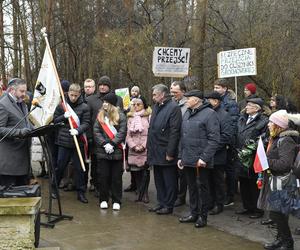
[{"left": 18, "top": 128, "right": 31, "bottom": 137}]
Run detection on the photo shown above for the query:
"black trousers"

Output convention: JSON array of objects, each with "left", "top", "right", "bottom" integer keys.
[
  {"left": 56, "top": 146, "right": 86, "bottom": 193},
  {"left": 97, "top": 159, "right": 123, "bottom": 204},
  {"left": 224, "top": 159, "right": 237, "bottom": 199},
  {"left": 89, "top": 153, "right": 97, "bottom": 187},
  {"left": 0, "top": 175, "right": 28, "bottom": 187},
  {"left": 153, "top": 165, "right": 177, "bottom": 209},
  {"left": 184, "top": 167, "right": 209, "bottom": 217},
  {"left": 239, "top": 176, "right": 260, "bottom": 212},
  {"left": 270, "top": 211, "right": 292, "bottom": 241},
  {"left": 177, "top": 168, "right": 187, "bottom": 202},
  {"left": 208, "top": 165, "right": 226, "bottom": 206}
]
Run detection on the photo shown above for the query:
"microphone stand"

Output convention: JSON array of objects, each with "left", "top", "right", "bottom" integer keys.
[{"left": 0, "top": 105, "right": 37, "bottom": 143}]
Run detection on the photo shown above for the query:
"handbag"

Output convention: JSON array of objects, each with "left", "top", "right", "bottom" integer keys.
[{"left": 269, "top": 171, "right": 297, "bottom": 191}]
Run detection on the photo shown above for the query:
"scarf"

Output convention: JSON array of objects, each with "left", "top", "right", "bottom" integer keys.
[{"left": 129, "top": 109, "right": 145, "bottom": 133}]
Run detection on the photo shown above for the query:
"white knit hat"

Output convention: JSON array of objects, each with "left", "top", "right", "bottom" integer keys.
[{"left": 269, "top": 110, "right": 289, "bottom": 129}]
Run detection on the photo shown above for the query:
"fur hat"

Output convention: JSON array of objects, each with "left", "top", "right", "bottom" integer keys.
[
  {"left": 269, "top": 110, "right": 289, "bottom": 129},
  {"left": 245, "top": 83, "right": 256, "bottom": 94},
  {"left": 103, "top": 93, "right": 118, "bottom": 106}
]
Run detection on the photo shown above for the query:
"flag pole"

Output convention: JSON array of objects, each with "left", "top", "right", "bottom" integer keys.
[{"left": 41, "top": 27, "right": 86, "bottom": 172}]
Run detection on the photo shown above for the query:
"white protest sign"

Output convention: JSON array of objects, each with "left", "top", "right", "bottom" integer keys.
[
  {"left": 152, "top": 47, "right": 190, "bottom": 77},
  {"left": 217, "top": 48, "right": 257, "bottom": 78}
]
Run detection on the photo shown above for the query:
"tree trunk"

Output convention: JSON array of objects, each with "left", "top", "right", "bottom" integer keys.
[
  {"left": 12, "top": 0, "right": 20, "bottom": 77},
  {"left": 0, "top": 1, "right": 6, "bottom": 86},
  {"left": 20, "top": 1, "right": 32, "bottom": 88},
  {"left": 194, "top": 0, "right": 208, "bottom": 91}
]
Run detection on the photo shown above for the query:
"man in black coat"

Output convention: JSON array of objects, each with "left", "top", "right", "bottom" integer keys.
[
  {"left": 0, "top": 78, "right": 32, "bottom": 187},
  {"left": 205, "top": 91, "right": 234, "bottom": 215},
  {"left": 213, "top": 78, "right": 239, "bottom": 206},
  {"left": 235, "top": 98, "right": 268, "bottom": 218},
  {"left": 147, "top": 84, "right": 182, "bottom": 215},
  {"left": 53, "top": 83, "right": 90, "bottom": 203},
  {"left": 177, "top": 90, "right": 220, "bottom": 228}
]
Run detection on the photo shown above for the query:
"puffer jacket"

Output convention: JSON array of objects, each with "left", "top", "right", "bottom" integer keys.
[
  {"left": 179, "top": 103, "right": 220, "bottom": 168},
  {"left": 54, "top": 96, "right": 90, "bottom": 148},
  {"left": 93, "top": 110, "right": 127, "bottom": 160}
]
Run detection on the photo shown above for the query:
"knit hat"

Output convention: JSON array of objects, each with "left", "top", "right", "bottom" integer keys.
[
  {"left": 103, "top": 93, "right": 118, "bottom": 106},
  {"left": 61, "top": 80, "right": 70, "bottom": 93},
  {"left": 269, "top": 110, "right": 289, "bottom": 129},
  {"left": 205, "top": 91, "right": 222, "bottom": 100},
  {"left": 245, "top": 83, "right": 256, "bottom": 94},
  {"left": 98, "top": 76, "right": 111, "bottom": 88},
  {"left": 184, "top": 89, "right": 203, "bottom": 99}
]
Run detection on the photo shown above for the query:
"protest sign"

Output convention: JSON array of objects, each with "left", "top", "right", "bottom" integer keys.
[
  {"left": 115, "top": 88, "right": 130, "bottom": 110},
  {"left": 217, "top": 48, "right": 257, "bottom": 78},
  {"left": 152, "top": 47, "right": 190, "bottom": 77}
]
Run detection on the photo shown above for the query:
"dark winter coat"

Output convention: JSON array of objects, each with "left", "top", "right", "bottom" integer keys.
[
  {"left": 93, "top": 110, "right": 127, "bottom": 161},
  {"left": 235, "top": 112, "right": 269, "bottom": 178},
  {"left": 179, "top": 103, "right": 220, "bottom": 168},
  {"left": 220, "top": 92, "right": 239, "bottom": 123},
  {"left": 53, "top": 96, "right": 90, "bottom": 148},
  {"left": 257, "top": 130, "right": 299, "bottom": 212},
  {"left": 147, "top": 98, "right": 182, "bottom": 166},
  {"left": 86, "top": 91, "right": 124, "bottom": 127},
  {"left": 267, "top": 130, "right": 299, "bottom": 176},
  {"left": 0, "top": 94, "right": 32, "bottom": 175},
  {"left": 213, "top": 105, "right": 234, "bottom": 165}
]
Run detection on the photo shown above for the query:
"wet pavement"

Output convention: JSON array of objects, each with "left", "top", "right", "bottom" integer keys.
[{"left": 37, "top": 171, "right": 300, "bottom": 250}]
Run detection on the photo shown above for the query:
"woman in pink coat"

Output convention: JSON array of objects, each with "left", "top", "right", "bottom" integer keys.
[{"left": 126, "top": 96, "right": 151, "bottom": 203}]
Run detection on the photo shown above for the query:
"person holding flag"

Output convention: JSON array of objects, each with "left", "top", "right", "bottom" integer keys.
[
  {"left": 235, "top": 98, "right": 269, "bottom": 219},
  {"left": 93, "top": 93, "right": 127, "bottom": 211},
  {"left": 53, "top": 83, "right": 90, "bottom": 203},
  {"left": 257, "top": 110, "right": 300, "bottom": 250}
]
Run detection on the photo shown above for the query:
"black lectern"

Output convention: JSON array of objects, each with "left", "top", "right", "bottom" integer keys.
[{"left": 27, "top": 124, "right": 73, "bottom": 228}]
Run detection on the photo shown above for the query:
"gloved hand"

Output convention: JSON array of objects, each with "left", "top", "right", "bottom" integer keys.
[
  {"left": 104, "top": 143, "right": 114, "bottom": 154},
  {"left": 69, "top": 129, "right": 78, "bottom": 136},
  {"left": 64, "top": 111, "right": 71, "bottom": 119},
  {"left": 18, "top": 128, "right": 31, "bottom": 137}
]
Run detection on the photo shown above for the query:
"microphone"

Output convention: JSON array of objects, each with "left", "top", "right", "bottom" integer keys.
[{"left": 32, "top": 98, "right": 42, "bottom": 108}]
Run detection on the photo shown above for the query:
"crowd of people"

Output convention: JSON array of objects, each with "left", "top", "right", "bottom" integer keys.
[{"left": 0, "top": 76, "right": 300, "bottom": 249}]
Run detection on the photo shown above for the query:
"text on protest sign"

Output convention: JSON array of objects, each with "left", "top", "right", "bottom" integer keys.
[
  {"left": 217, "top": 48, "right": 257, "bottom": 78},
  {"left": 152, "top": 47, "right": 190, "bottom": 77}
]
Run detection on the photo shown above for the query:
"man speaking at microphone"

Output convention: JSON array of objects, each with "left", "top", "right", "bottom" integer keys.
[{"left": 0, "top": 78, "right": 32, "bottom": 187}]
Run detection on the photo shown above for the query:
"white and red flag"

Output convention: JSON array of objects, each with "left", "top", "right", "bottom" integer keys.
[
  {"left": 253, "top": 136, "right": 269, "bottom": 173},
  {"left": 29, "top": 46, "right": 61, "bottom": 126}
]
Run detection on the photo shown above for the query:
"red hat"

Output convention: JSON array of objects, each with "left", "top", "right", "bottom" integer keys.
[{"left": 245, "top": 83, "right": 256, "bottom": 94}]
